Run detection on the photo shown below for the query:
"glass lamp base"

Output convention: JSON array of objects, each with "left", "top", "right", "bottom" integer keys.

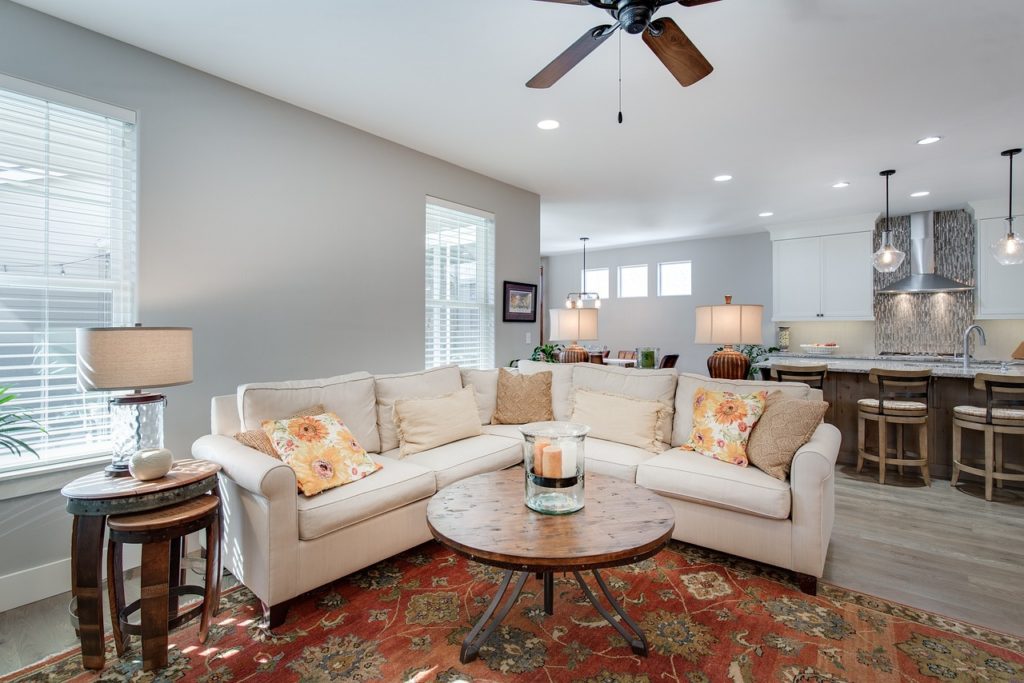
[{"left": 109, "top": 394, "right": 166, "bottom": 475}]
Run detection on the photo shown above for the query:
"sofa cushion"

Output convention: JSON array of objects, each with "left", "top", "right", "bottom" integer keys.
[
  {"left": 295, "top": 455, "right": 435, "bottom": 541},
  {"left": 492, "top": 368, "right": 554, "bottom": 424},
  {"left": 461, "top": 368, "right": 500, "bottom": 424},
  {"left": 747, "top": 391, "right": 829, "bottom": 480},
  {"left": 517, "top": 359, "right": 574, "bottom": 420},
  {"left": 584, "top": 437, "right": 659, "bottom": 482},
  {"left": 238, "top": 372, "right": 380, "bottom": 453},
  {"left": 375, "top": 366, "right": 463, "bottom": 452},
  {"left": 234, "top": 403, "right": 325, "bottom": 458},
  {"left": 636, "top": 449, "right": 792, "bottom": 520},
  {"left": 682, "top": 387, "right": 767, "bottom": 467},
  {"left": 393, "top": 387, "right": 482, "bottom": 457},
  {"left": 384, "top": 434, "right": 522, "bottom": 489},
  {"left": 482, "top": 424, "right": 526, "bottom": 440},
  {"left": 570, "top": 389, "right": 670, "bottom": 453},
  {"left": 672, "top": 373, "right": 819, "bottom": 447},
  {"left": 572, "top": 364, "right": 677, "bottom": 444}
]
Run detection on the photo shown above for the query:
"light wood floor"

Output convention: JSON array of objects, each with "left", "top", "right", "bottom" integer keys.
[{"left": 1, "top": 470, "right": 1021, "bottom": 675}]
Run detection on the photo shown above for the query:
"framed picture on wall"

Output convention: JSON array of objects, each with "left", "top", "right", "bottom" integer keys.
[{"left": 503, "top": 281, "right": 537, "bottom": 322}]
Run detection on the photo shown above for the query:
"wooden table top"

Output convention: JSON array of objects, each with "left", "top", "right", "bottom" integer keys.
[
  {"left": 61, "top": 459, "right": 220, "bottom": 501},
  {"left": 426, "top": 468, "right": 675, "bottom": 572}
]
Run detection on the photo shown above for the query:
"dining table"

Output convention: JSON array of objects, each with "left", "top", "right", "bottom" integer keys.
[{"left": 603, "top": 357, "right": 636, "bottom": 367}]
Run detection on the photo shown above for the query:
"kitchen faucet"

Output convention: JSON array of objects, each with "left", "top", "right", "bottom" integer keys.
[{"left": 962, "top": 324, "right": 987, "bottom": 371}]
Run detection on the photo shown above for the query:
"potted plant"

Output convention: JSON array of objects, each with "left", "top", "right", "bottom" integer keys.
[
  {"left": 531, "top": 343, "right": 564, "bottom": 363},
  {"left": 0, "top": 386, "right": 44, "bottom": 458},
  {"left": 715, "top": 344, "right": 780, "bottom": 380}
]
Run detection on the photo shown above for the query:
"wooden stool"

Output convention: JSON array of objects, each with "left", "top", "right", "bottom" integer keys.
[
  {"left": 952, "top": 373, "right": 1024, "bottom": 501},
  {"left": 857, "top": 368, "right": 932, "bottom": 485},
  {"left": 771, "top": 363, "right": 828, "bottom": 389},
  {"left": 106, "top": 495, "right": 221, "bottom": 671}
]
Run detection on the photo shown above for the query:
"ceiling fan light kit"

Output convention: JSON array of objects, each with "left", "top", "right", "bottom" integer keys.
[{"left": 527, "top": 0, "right": 719, "bottom": 90}]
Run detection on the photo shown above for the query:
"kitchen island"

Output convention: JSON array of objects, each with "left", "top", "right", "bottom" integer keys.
[{"left": 756, "top": 353, "right": 1024, "bottom": 485}]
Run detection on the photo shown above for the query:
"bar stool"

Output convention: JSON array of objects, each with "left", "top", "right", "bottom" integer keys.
[
  {"left": 856, "top": 368, "right": 932, "bottom": 485},
  {"left": 952, "top": 373, "right": 1024, "bottom": 501},
  {"left": 771, "top": 363, "right": 828, "bottom": 389},
  {"left": 106, "top": 495, "right": 221, "bottom": 671}
]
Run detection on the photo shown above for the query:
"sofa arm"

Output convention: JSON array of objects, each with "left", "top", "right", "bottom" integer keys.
[
  {"left": 192, "top": 434, "right": 297, "bottom": 500},
  {"left": 789, "top": 423, "right": 841, "bottom": 578}
]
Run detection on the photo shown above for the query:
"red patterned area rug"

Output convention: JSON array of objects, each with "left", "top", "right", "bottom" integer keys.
[{"left": 5, "top": 540, "right": 1023, "bottom": 683}]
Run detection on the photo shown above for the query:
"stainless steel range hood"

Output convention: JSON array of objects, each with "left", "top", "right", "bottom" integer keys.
[{"left": 878, "top": 211, "right": 973, "bottom": 294}]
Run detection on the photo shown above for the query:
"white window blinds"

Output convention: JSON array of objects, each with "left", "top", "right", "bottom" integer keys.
[
  {"left": 0, "top": 81, "right": 137, "bottom": 471},
  {"left": 425, "top": 198, "right": 495, "bottom": 370}
]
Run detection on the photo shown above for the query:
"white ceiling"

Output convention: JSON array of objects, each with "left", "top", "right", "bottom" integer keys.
[{"left": 14, "top": 0, "right": 1024, "bottom": 253}]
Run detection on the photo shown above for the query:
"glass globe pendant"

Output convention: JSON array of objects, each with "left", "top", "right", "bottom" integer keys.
[
  {"left": 873, "top": 169, "right": 905, "bottom": 273},
  {"left": 992, "top": 148, "right": 1023, "bottom": 266}
]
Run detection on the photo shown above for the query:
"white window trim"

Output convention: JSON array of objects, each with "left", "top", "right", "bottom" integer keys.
[
  {"left": 657, "top": 260, "right": 693, "bottom": 297},
  {"left": 617, "top": 264, "right": 649, "bottom": 299},
  {"left": 0, "top": 72, "right": 136, "bottom": 124}
]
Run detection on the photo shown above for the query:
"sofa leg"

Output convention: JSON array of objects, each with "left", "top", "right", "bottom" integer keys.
[
  {"left": 794, "top": 573, "right": 818, "bottom": 596},
  {"left": 261, "top": 601, "right": 289, "bottom": 629}
]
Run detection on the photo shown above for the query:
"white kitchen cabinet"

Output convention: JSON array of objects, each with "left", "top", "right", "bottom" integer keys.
[
  {"left": 976, "top": 216, "right": 1024, "bottom": 318},
  {"left": 772, "top": 232, "right": 874, "bottom": 321}
]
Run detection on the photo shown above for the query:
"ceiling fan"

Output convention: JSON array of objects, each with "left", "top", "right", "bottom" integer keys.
[{"left": 527, "top": 0, "right": 720, "bottom": 89}]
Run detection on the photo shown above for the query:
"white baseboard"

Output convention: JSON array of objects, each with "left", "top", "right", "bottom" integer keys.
[
  {"left": 0, "top": 557, "right": 71, "bottom": 613},
  {"left": 0, "top": 546, "right": 142, "bottom": 613}
]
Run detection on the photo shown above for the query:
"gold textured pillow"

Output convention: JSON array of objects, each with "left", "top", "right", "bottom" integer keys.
[
  {"left": 747, "top": 391, "right": 829, "bottom": 480},
  {"left": 262, "top": 412, "right": 381, "bottom": 496},
  {"left": 393, "top": 386, "right": 483, "bottom": 457},
  {"left": 492, "top": 368, "right": 554, "bottom": 424},
  {"left": 570, "top": 389, "right": 670, "bottom": 453},
  {"left": 682, "top": 388, "right": 767, "bottom": 467},
  {"left": 233, "top": 404, "right": 326, "bottom": 458}
]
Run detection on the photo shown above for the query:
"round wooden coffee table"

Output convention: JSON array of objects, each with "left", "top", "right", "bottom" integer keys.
[{"left": 426, "top": 468, "right": 675, "bottom": 664}]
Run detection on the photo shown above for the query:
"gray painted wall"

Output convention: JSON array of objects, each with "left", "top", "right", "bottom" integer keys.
[
  {"left": 544, "top": 233, "right": 773, "bottom": 375},
  {"left": 0, "top": 0, "right": 539, "bottom": 609}
]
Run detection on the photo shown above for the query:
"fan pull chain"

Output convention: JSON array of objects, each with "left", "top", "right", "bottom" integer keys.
[{"left": 617, "top": 30, "right": 623, "bottom": 124}]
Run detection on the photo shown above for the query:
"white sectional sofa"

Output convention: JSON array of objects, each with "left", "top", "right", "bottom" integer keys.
[{"left": 192, "top": 361, "right": 840, "bottom": 627}]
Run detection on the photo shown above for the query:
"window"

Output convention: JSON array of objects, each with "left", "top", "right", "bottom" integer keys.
[
  {"left": 425, "top": 198, "right": 495, "bottom": 370},
  {"left": 617, "top": 264, "right": 648, "bottom": 298},
  {"left": 0, "top": 79, "right": 137, "bottom": 471},
  {"left": 581, "top": 268, "right": 609, "bottom": 300},
  {"left": 658, "top": 261, "right": 692, "bottom": 296}
]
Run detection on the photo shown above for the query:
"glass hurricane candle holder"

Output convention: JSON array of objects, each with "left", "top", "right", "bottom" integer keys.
[{"left": 520, "top": 421, "right": 589, "bottom": 515}]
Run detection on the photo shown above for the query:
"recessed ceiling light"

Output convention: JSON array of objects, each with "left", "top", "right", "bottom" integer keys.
[
  {"left": 917, "top": 136, "right": 942, "bottom": 145},
  {"left": 537, "top": 119, "right": 560, "bottom": 130},
  {"left": 713, "top": 175, "right": 733, "bottom": 182},
  {"left": 758, "top": 211, "right": 774, "bottom": 217},
  {"left": 910, "top": 191, "right": 930, "bottom": 197},
  {"left": 832, "top": 181, "right": 850, "bottom": 188}
]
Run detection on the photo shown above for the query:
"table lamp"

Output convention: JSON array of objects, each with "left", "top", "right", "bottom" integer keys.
[
  {"left": 694, "top": 296, "right": 763, "bottom": 380},
  {"left": 76, "top": 325, "right": 193, "bottom": 476},
  {"left": 549, "top": 308, "right": 599, "bottom": 363}
]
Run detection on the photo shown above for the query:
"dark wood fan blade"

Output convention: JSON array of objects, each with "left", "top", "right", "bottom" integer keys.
[
  {"left": 526, "top": 24, "right": 616, "bottom": 88},
  {"left": 678, "top": 0, "right": 721, "bottom": 6},
  {"left": 642, "top": 18, "right": 713, "bottom": 87}
]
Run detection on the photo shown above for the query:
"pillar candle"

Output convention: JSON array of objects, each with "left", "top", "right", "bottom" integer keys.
[
  {"left": 542, "top": 445, "right": 562, "bottom": 479},
  {"left": 560, "top": 440, "right": 578, "bottom": 478},
  {"left": 532, "top": 438, "right": 550, "bottom": 475}
]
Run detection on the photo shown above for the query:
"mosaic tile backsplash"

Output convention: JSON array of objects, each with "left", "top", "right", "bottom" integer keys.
[{"left": 873, "top": 209, "right": 976, "bottom": 355}]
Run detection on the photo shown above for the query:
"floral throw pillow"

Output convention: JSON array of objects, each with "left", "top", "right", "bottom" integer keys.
[
  {"left": 262, "top": 411, "right": 381, "bottom": 496},
  {"left": 682, "top": 388, "right": 768, "bottom": 467}
]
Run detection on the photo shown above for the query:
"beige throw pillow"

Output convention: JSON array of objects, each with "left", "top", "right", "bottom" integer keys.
[
  {"left": 393, "top": 386, "right": 482, "bottom": 457},
  {"left": 233, "top": 404, "right": 326, "bottom": 458},
  {"left": 747, "top": 391, "right": 829, "bottom": 480},
  {"left": 492, "top": 368, "right": 554, "bottom": 424},
  {"left": 570, "top": 389, "right": 669, "bottom": 453}
]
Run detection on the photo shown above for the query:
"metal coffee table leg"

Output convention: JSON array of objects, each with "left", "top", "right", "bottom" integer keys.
[
  {"left": 573, "top": 569, "right": 649, "bottom": 656},
  {"left": 543, "top": 572, "right": 554, "bottom": 614},
  {"left": 460, "top": 570, "right": 529, "bottom": 664}
]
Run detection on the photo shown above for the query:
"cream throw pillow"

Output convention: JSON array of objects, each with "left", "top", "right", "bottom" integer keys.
[
  {"left": 747, "top": 391, "right": 829, "bottom": 480},
  {"left": 570, "top": 389, "right": 669, "bottom": 453},
  {"left": 393, "top": 386, "right": 483, "bottom": 457}
]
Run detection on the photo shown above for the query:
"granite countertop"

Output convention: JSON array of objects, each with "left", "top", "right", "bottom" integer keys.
[{"left": 755, "top": 352, "right": 1024, "bottom": 379}]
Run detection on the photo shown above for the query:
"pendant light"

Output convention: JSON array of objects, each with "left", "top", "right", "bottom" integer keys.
[
  {"left": 565, "top": 237, "right": 601, "bottom": 308},
  {"left": 992, "top": 148, "right": 1024, "bottom": 265},
  {"left": 872, "top": 169, "right": 906, "bottom": 273}
]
